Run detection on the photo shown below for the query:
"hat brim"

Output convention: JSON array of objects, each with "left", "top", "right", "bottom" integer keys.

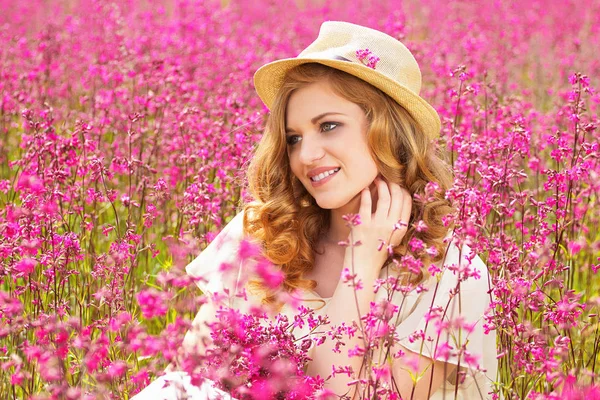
[{"left": 253, "top": 58, "right": 441, "bottom": 140}]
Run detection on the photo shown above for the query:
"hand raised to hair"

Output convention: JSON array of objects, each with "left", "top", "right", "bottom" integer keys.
[{"left": 347, "top": 176, "right": 412, "bottom": 273}]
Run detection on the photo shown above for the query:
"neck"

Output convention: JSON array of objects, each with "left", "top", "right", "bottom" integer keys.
[
  {"left": 325, "top": 180, "right": 379, "bottom": 243},
  {"left": 326, "top": 193, "right": 362, "bottom": 243}
]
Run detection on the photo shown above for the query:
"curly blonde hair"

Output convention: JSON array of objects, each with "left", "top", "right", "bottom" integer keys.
[{"left": 243, "top": 63, "right": 454, "bottom": 304}]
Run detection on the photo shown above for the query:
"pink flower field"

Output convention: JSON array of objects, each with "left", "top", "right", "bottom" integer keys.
[{"left": 1, "top": 0, "right": 599, "bottom": 398}]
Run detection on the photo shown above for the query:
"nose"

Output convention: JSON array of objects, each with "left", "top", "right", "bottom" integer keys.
[{"left": 297, "top": 135, "right": 325, "bottom": 165}]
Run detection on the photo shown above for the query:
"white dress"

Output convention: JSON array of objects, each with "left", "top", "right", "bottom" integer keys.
[{"left": 133, "top": 212, "right": 498, "bottom": 399}]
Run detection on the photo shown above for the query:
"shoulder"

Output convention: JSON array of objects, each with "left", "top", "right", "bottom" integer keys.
[
  {"left": 185, "top": 210, "right": 247, "bottom": 293},
  {"left": 394, "top": 234, "right": 497, "bottom": 375},
  {"left": 189, "top": 211, "right": 245, "bottom": 263},
  {"left": 415, "top": 234, "right": 492, "bottom": 339},
  {"left": 206, "top": 211, "right": 246, "bottom": 248},
  {"left": 436, "top": 235, "right": 490, "bottom": 294}
]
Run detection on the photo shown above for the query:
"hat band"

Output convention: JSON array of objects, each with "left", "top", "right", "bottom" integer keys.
[
  {"left": 331, "top": 55, "right": 351, "bottom": 62},
  {"left": 302, "top": 50, "right": 380, "bottom": 71}
]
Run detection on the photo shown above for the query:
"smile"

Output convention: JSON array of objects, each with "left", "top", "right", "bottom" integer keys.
[{"left": 309, "top": 167, "right": 340, "bottom": 186}]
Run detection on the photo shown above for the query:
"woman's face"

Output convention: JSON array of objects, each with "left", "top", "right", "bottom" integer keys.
[{"left": 285, "top": 79, "right": 379, "bottom": 210}]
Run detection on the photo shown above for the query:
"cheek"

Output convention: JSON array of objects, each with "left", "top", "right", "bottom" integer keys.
[
  {"left": 287, "top": 152, "right": 302, "bottom": 180},
  {"left": 351, "top": 144, "right": 378, "bottom": 178},
  {"left": 357, "top": 158, "right": 379, "bottom": 183}
]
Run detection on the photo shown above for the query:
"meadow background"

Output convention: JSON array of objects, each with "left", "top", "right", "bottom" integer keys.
[{"left": 1, "top": 0, "right": 599, "bottom": 398}]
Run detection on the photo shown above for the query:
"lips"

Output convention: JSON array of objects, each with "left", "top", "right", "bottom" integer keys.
[
  {"left": 307, "top": 167, "right": 340, "bottom": 187},
  {"left": 307, "top": 166, "right": 341, "bottom": 180},
  {"left": 310, "top": 167, "right": 340, "bottom": 182}
]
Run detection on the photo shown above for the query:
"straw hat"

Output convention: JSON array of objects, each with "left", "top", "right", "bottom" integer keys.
[{"left": 253, "top": 21, "right": 441, "bottom": 139}]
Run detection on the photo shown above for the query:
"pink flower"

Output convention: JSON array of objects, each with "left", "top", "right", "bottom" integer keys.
[
  {"left": 342, "top": 213, "right": 361, "bottom": 227},
  {"left": 253, "top": 259, "right": 284, "bottom": 289},
  {"left": 372, "top": 365, "right": 391, "bottom": 381},
  {"left": 14, "top": 258, "right": 37, "bottom": 274},
  {"left": 107, "top": 360, "right": 127, "bottom": 379},
  {"left": 238, "top": 238, "right": 261, "bottom": 260},
  {"left": 434, "top": 341, "right": 454, "bottom": 361},
  {"left": 356, "top": 48, "right": 380, "bottom": 69},
  {"left": 136, "top": 288, "right": 169, "bottom": 319}
]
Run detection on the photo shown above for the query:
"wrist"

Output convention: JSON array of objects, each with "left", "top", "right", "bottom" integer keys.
[{"left": 343, "top": 246, "right": 385, "bottom": 277}]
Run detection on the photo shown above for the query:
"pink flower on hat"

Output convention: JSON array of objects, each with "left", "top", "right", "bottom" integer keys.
[{"left": 356, "top": 48, "right": 380, "bottom": 69}]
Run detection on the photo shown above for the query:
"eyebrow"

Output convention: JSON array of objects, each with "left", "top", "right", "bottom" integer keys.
[{"left": 285, "top": 112, "right": 346, "bottom": 133}]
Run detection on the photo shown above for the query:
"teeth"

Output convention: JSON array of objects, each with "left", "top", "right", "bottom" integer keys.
[{"left": 311, "top": 168, "right": 340, "bottom": 182}]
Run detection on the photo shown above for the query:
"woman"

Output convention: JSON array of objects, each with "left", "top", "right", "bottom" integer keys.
[{"left": 135, "top": 21, "right": 497, "bottom": 400}]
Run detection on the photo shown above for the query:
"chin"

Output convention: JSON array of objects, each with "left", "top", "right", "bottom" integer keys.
[
  {"left": 314, "top": 199, "right": 340, "bottom": 210},
  {"left": 313, "top": 192, "right": 357, "bottom": 210}
]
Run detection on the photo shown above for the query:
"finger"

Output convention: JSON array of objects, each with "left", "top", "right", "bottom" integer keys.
[
  {"left": 389, "top": 188, "right": 411, "bottom": 247},
  {"left": 359, "top": 187, "right": 372, "bottom": 224},
  {"left": 397, "top": 187, "right": 413, "bottom": 232},
  {"left": 375, "top": 177, "right": 391, "bottom": 221},
  {"left": 387, "top": 182, "right": 403, "bottom": 220}
]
